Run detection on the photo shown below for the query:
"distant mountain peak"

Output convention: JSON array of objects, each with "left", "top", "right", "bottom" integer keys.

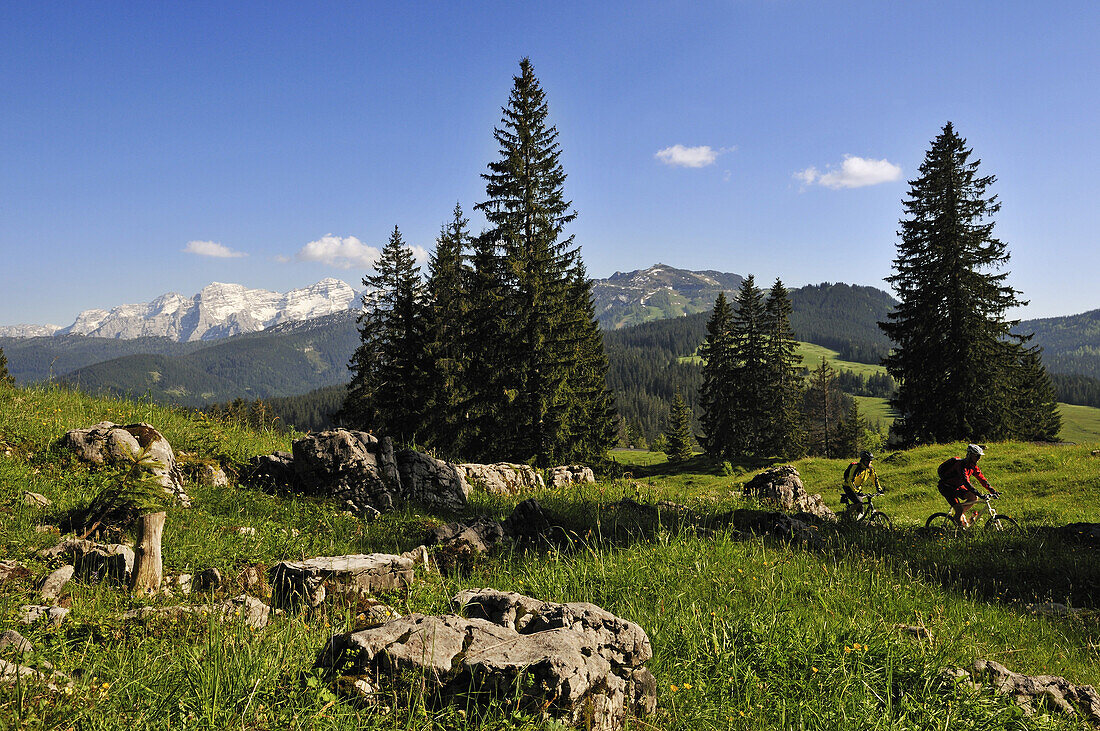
[
  {"left": 591, "top": 264, "right": 745, "bottom": 328},
  {"left": 34, "top": 279, "right": 359, "bottom": 342}
]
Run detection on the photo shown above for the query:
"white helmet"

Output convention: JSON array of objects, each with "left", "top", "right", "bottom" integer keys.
[{"left": 966, "top": 444, "right": 984, "bottom": 459}]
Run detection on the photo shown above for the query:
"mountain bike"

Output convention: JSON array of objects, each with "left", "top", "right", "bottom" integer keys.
[
  {"left": 840, "top": 488, "right": 892, "bottom": 529},
  {"left": 925, "top": 493, "right": 1019, "bottom": 536}
]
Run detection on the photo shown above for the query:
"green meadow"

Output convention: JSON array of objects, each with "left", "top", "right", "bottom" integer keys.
[{"left": 2, "top": 383, "right": 1099, "bottom": 730}]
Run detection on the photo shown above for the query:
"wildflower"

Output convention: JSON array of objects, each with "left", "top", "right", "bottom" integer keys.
[
  {"left": 812, "top": 667, "right": 818, "bottom": 673},
  {"left": 102, "top": 682, "right": 111, "bottom": 690},
  {"left": 670, "top": 684, "right": 678, "bottom": 692},
  {"left": 683, "top": 683, "right": 692, "bottom": 689}
]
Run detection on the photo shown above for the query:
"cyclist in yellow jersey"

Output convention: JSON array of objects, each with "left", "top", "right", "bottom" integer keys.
[{"left": 842, "top": 450, "right": 881, "bottom": 519}]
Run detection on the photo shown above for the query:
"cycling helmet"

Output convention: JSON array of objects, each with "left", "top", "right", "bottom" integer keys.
[
  {"left": 966, "top": 444, "right": 984, "bottom": 459},
  {"left": 859, "top": 450, "right": 873, "bottom": 462}
]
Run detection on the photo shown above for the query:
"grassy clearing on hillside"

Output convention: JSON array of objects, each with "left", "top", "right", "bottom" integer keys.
[{"left": 2, "top": 384, "right": 1099, "bottom": 730}]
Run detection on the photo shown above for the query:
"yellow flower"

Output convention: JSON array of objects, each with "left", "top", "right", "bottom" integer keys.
[
  {"left": 812, "top": 667, "right": 818, "bottom": 673},
  {"left": 844, "top": 646, "right": 851, "bottom": 653},
  {"left": 102, "top": 682, "right": 111, "bottom": 690},
  {"left": 670, "top": 684, "right": 678, "bottom": 692},
  {"left": 683, "top": 683, "right": 692, "bottom": 689}
]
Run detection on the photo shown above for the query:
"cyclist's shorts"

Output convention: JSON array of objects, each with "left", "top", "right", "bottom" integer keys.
[{"left": 938, "top": 482, "right": 979, "bottom": 507}]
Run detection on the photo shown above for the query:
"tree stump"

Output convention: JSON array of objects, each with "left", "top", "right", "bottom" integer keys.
[{"left": 130, "top": 512, "right": 166, "bottom": 595}]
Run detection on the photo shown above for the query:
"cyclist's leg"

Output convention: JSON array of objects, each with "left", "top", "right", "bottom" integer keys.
[{"left": 954, "top": 489, "right": 980, "bottom": 526}]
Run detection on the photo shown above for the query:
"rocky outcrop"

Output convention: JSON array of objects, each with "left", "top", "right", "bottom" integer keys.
[
  {"left": 63, "top": 422, "right": 191, "bottom": 507},
  {"left": 459, "top": 463, "right": 545, "bottom": 495},
  {"left": 39, "top": 539, "right": 135, "bottom": 585},
  {"left": 122, "top": 594, "right": 271, "bottom": 629},
  {"left": 269, "top": 554, "right": 416, "bottom": 610},
  {"left": 731, "top": 509, "right": 825, "bottom": 548},
  {"left": 549, "top": 465, "right": 596, "bottom": 488},
  {"left": 946, "top": 660, "right": 1100, "bottom": 724},
  {"left": 314, "top": 590, "right": 655, "bottom": 731},
  {"left": 250, "top": 430, "right": 470, "bottom": 515},
  {"left": 0, "top": 561, "right": 30, "bottom": 583},
  {"left": 395, "top": 449, "right": 469, "bottom": 511},
  {"left": 20, "top": 605, "right": 69, "bottom": 628},
  {"left": 38, "top": 565, "right": 74, "bottom": 602},
  {"left": 742, "top": 465, "right": 835, "bottom": 521}
]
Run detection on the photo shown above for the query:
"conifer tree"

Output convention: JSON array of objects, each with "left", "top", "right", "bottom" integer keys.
[
  {"left": 1007, "top": 345, "right": 1062, "bottom": 441},
  {"left": 836, "top": 401, "right": 865, "bottom": 458},
  {"left": 762, "top": 279, "right": 804, "bottom": 458},
  {"left": 343, "top": 226, "right": 426, "bottom": 445},
  {"left": 664, "top": 390, "right": 695, "bottom": 463},
  {"left": 727, "top": 276, "right": 769, "bottom": 456},
  {"left": 473, "top": 58, "right": 611, "bottom": 465},
  {"left": 880, "top": 122, "right": 1055, "bottom": 444},
  {"left": 421, "top": 204, "right": 472, "bottom": 456},
  {"left": 700, "top": 292, "right": 735, "bottom": 458},
  {"left": 0, "top": 347, "right": 13, "bottom": 386},
  {"left": 804, "top": 357, "right": 842, "bottom": 457}
]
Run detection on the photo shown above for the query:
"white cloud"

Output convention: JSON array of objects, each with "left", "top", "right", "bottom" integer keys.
[
  {"left": 294, "top": 234, "right": 381, "bottom": 270},
  {"left": 291, "top": 235, "right": 430, "bottom": 270},
  {"left": 655, "top": 144, "right": 724, "bottom": 168},
  {"left": 273, "top": 254, "right": 291, "bottom": 263},
  {"left": 183, "top": 240, "right": 247, "bottom": 258},
  {"left": 794, "top": 155, "right": 902, "bottom": 190}
]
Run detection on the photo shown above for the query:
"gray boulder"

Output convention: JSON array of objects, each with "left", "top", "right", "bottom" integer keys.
[
  {"left": 63, "top": 422, "right": 191, "bottom": 507},
  {"left": 967, "top": 659, "right": 1100, "bottom": 723},
  {"left": 395, "top": 449, "right": 469, "bottom": 511},
  {"left": 122, "top": 594, "right": 270, "bottom": 629},
  {"left": 269, "top": 553, "right": 416, "bottom": 610},
  {"left": 742, "top": 465, "right": 836, "bottom": 521},
  {"left": 38, "top": 565, "right": 74, "bottom": 602},
  {"left": 290, "top": 430, "right": 400, "bottom": 514},
  {"left": 549, "top": 464, "right": 596, "bottom": 488},
  {"left": 315, "top": 591, "right": 656, "bottom": 730},
  {"left": 20, "top": 605, "right": 69, "bottom": 628},
  {"left": 39, "top": 539, "right": 135, "bottom": 585},
  {"left": 0, "top": 561, "right": 30, "bottom": 583},
  {"left": 459, "top": 463, "right": 545, "bottom": 495},
  {"left": 0, "top": 630, "right": 34, "bottom": 655}
]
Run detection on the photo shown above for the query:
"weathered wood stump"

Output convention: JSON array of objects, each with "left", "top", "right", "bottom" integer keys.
[{"left": 130, "top": 512, "right": 166, "bottom": 595}]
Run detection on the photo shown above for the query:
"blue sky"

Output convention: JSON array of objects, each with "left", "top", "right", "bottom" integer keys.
[{"left": 2, "top": 1, "right": 1097, "bottom": 326}]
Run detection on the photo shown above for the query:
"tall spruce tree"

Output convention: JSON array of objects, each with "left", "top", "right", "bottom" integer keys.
[
  {"left": 421, "top": 204, "right": 472, "bottom": 456},
  {"left": 880, "top": 122, "right": 1058, "bottom": 443},
  {"left": 343, "top": 226, "right": 426, "bottom": 445},
  {"left": 762, "top": 279, "right": 804, "bottom": 458},
  {"left": 727, "top": 276, "right": 769, "bottom": 456},
  {"left": 664, "top": 390, "right": 695, "bottom": 463},
  {"left": 473, "top": 58, "right": 612, "bottom": 465},
  {"left": 700, "top": 292, "right": 735, "bottom": 458},
  {"left": 0, "top": 347, "right": 13, "bottom": 386}
]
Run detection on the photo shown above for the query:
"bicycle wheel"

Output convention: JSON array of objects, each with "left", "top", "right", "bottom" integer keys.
[
  {"left": 985, "top": 515, "right": 1020, "bottom": 533},
  {"left": 925, "top": 513, "right": 960, "bottom": 538},
  {"left": 865, "top": 511, "right": 893, "bottom": 530}
]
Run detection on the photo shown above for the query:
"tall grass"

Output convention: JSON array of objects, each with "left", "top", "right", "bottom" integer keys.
[{"left": 1, "top": 383, "right": 1097, "bottom": 729}]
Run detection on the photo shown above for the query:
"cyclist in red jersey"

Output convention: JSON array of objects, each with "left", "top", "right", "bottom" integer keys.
[{"left": 936, "top": 444, "right": 1000, "bottom": 527}]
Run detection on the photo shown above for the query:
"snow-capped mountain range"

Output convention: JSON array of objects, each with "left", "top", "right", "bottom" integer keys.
[{"left": 0, "top": 279, "right": 358, "bottom": 342}]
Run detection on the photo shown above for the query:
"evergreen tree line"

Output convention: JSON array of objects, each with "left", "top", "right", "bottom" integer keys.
[
  {"left": 338, "top": 59, "right": 616, "bottom": 466},
  {"left": 699, "top": 277, "right": 805, "bottom": 459},
  {"left": 880, "top": 123, "right": 1060, "bottom": 444},
  {"left": 1050, "top": 372, "right": 1100, "bottom": 410},
  {"left": 0, "top": 347, "right": 14, "bottom": 386}
]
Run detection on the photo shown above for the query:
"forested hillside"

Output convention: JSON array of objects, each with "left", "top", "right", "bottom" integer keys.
[
  {"left": 0, "top": 334, "right": 203, "bottom": 383},
  {"left": 60, "top": 312, "right": 359, "bottom": 406},
  {"left": 1023, "top": 309, "right": 1100, "bottom": 379}
]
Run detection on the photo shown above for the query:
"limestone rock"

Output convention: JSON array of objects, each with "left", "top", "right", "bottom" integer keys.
[
  {"left": 39, "top": 539, "right": 135, "bottom": 585},
  {"left": 39, "top": 565, "right": 74, "bottom": 602},
  {"left": 290, "top": 430, "right": 400, "bottom": 514},
  {"left": 62, "top": 422, "right": 191, "bottom": 507},
  {"left": 0, "top": 658, "right": 68, "bottom": 689},
  {"left": 426, "top": 516, "right": 505, "bottom": 555},
  {"left": 893, "top": 624, "right": 933, "bottom": 640},
  {"left": 20, "top": 605, "right": 69, "bottom": 627},
  {"left": 0, "top": 630, "right": 34, "bottom": 655},
  {"left": 395, "top": 449, "right": 469, "bottom": 511},
  {"left": 458, "top": 463, "right": 545, "bottom": 495},
  {"left": 194, "top": 567, "right": 222, "bottom": 592},
  {"left": 269, "top": 554, "right": 415, "bottom": 610},
  {"left": 315, "top": 590, "right": 656, "bottom": 731},
  {"left": 248, "top": 451, "right": 298, "bottom": 490},
  {"left": 970, "top": 659, "right": 1100, "bottom": 723},
  {"left": 1026, "top": 602, "right": 1085, "bottom": 618},
  {"left": 549, "top": 464, "right": 596, "bottom": 488},
  {"left": 742, "top": 465, "right": 836, "bottom": 521},
  {"left": 23, "top": 491, "right": 51, "bottom": 508},
  {"left": 198, "top": 463, "right": 229, "bottom": 488},
  {"left": 0, "top": 560, "right": 30, "bottom": 583},
  {"left": 122, "top": 593, "right": 270, "bottom": 629},
  {"left": 501, "top": 498, "right": 551, "bottom": 540}
]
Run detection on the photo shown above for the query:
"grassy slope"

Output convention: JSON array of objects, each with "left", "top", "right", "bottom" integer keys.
[{"left": 2, "top": 384, "right": 1099, "bottom": 730}]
